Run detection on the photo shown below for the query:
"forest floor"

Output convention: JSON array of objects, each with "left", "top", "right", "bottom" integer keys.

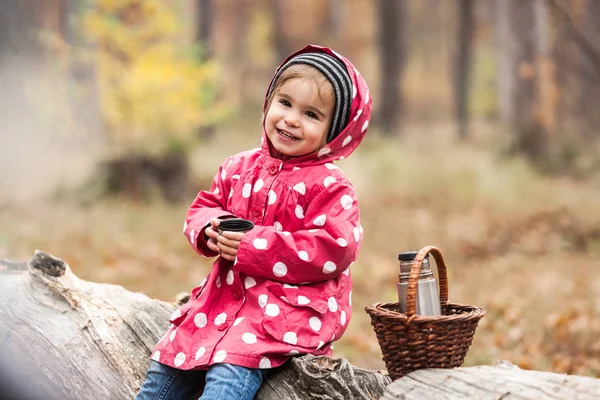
[{"left": 2, "top": 124, "right": 600, "bottom": 377}]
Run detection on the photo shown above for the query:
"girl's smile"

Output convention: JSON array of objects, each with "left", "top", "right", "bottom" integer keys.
[{"left": 264, "top": 78, "right": 334, "bottom": 158}]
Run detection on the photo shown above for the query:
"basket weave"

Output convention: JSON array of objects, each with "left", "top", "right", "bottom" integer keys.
[{"left": 365, "top": 246, "right": 486, "bottom": 380}]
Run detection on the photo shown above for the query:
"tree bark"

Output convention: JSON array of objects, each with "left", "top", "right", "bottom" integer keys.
[
  {"left": 454, "top": 0, "right": 475, "bottom": 140},
  {"left": 377, "top": 0, "right": 405, "bottom": 135},
  {"left": 381, "top": 360, "right": 600, "bottom": 399}
]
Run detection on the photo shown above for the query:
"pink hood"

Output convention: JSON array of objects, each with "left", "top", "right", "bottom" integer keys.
[{"left": 262, "top": 44, "right": 372, "bottom": 166}]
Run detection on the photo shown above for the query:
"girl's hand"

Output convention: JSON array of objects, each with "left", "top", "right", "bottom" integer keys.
[
  {"left": 216, "top": 231, "right": 244, "bottom": 261},
  {"left": 204, "top": 218, "right": 221, "bottom": 253},
  {"left": 206, "top": 218, "right": 245, "bottom": 261}
]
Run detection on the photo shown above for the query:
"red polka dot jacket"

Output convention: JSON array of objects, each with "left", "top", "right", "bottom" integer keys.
[{"left": 151, "top": 45, "right": 372, "bottom": 371}]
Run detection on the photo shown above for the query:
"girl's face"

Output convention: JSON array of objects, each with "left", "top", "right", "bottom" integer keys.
[{"left": 264, "top": 78, "right": 334, "bottom": 158}]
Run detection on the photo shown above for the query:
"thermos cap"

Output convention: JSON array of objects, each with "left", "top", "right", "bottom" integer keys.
[{"left": 398, "top": 251, "right": 430, "bottom": 261}]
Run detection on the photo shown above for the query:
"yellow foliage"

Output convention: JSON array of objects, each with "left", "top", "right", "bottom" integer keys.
[{"left": 79, "top": 0, "right": 226, "bottom": 155}]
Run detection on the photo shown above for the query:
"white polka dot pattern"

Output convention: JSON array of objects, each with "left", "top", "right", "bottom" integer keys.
[
  {"left": 328, "top": 297, "right": 338, "bottom": 312},
  {"left": 268, "top": 190, "right": 277, "bottom": 205},
  {"left": 341, "top": 195, "right": 353, "bottom": 210},
  {"left": 313, "top": 214, "right": 326, "bottom": 226},
  {"left": 244, "top": 277, "right": 256, "bottom": 289},
  {"left": 323, "top": 261, "right": 337, "bottom": 274},
  {"left": 194, "top": 313, "right": 207, "bottom": 328},
  {"left": 354, "top": 109, "right": 362, "bottom": 121},
  {"left": 259, "top": 357, "right": 272, "bottom": 368},
  {"left": 298, "top": 251, "right": 309, "bottom": 261},
  {"left": 253, "top": 238, "right": 268, "bottom": 249},
  {"left": 242, "top": 333, "right": 257, "bottom": 344},
  {"left": 258, "top": 294, "right": 268, "bottom": 308},
  {"left": 174, "top": 352, "right": 186, "bottom": 367},
  {"left": 242, "top": 183, "right": 252, "bottom": 198},
  {"left": 273, "top": 262, "right": 287, "bottom": 277},
  {"left": 195, "top": 347, "right": 206, "bottom": 360},
  {"left": 213, "top": 350, "right": 227, "bottom": 363},
  {"left": 323, "top": 176, "right": 336, "bottom": 187},
  {"left": 213, "top": 312, "right": 226, "bottom": 326},
  {"left": 265, "top": 303, "right": 280, "bottom": 317},
  {"left": 318, "top": 147, "right": 331, "bottom": 157},
  {"left": 283, "top": 332, "right": 298, "bottom": 345},
  {"left": 293, "top": 182, "right": 306, "bottom": 195},
  {"left": 170, "top": 309, "right": 181, "bottom": 321},
  {"left": 309, "top": 316, "right": 322, "bottom": 332}
]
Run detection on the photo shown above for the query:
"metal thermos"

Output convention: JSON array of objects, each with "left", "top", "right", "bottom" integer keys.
[{"left": 397, "top": 251, "right": 442, "bottom": 316}]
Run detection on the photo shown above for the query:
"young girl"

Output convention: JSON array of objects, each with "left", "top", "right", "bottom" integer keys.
[{"left": 136, "top": 44, "right": 371, "bottom": 400}]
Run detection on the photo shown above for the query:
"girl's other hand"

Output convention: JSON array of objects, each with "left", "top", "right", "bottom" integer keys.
[{"left": 216, "top": 231, "right": 244, "bottom": 261}]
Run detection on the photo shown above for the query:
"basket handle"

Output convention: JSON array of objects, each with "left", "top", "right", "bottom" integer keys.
[{"left": 406, "top": 245, "right": 449, "bottom": 317}]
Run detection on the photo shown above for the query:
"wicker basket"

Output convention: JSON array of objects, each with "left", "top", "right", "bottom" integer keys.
[{"left": 365, "top": 246, "right": 486, "bottom": 380}]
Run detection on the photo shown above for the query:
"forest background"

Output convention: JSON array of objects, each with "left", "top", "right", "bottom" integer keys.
[{"left": 1, "top": 0, "right": 600, "bottom": 377}]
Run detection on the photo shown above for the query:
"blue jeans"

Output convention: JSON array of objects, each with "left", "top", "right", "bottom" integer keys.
[{"left": 136, "top": 361, "right": 266, "bottom": 400}]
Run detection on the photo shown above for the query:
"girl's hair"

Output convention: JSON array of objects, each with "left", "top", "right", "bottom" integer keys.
[{"left": 263, "top": 64, "right": 335, "bottom": 115}]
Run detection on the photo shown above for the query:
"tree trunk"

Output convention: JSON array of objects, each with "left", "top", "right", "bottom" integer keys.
[
  {"left": 454, "top": 0, "right": 475, "bottom": 140},
  {"left": 271, "top": 0, "right": 292, "bottom": 64},
  {"left": 2, "top": 251, "right": 600, "bottom": 399},
  {"left": 196, "top": 0, "right": 216, "bottom": 139},
  {"left": 377, "top": 0, "right": 405, "bottom": 135},
  {"left": 323, "top": 0, "right": 343, "bottom": 39},
  {"left": 495, "top": 0, "right": 546, "bottom": 159},
  {"left": 197, "top": 0, "right": 213, "bottom": 59},
  {"left": 583, "top": 0, "right": 600, "bottom": 132}
]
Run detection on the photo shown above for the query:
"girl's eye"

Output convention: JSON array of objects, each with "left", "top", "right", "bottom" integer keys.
[
  {"left": 306, "top": 111, "right": 319, "bottom": 120},
  {"left": 279, "top": 99, "right": 291, "bottom": 107}
]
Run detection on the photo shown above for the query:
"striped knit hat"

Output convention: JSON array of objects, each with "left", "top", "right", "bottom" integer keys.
[{"left": 267, "top": 52, "right": 353, "bottom": 143}]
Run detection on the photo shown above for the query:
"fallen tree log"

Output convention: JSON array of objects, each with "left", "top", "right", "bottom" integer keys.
[
  {"left": 0, "top": 251, "right": 390, "bottom": 400},
  {"left": 1, "top": 251, "right": 599, "bottom": 400}
]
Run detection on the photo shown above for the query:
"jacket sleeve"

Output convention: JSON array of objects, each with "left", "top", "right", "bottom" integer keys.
[
  {"left": 183, "top": 158, "right": 236, "bottom": 257},
  {"left": 234, "top": 180, "right": 362, "bottom": 284}
]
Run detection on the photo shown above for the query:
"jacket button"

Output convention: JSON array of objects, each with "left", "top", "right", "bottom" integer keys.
[
  {"left": 232, "top": 290, "right": 242, "bottom": 300},
  {"left": 218, "top": 324, "right": 228, "bottom": 331},
  {"left": 268, "top": 164, "right": 278, "bottom": 175}
]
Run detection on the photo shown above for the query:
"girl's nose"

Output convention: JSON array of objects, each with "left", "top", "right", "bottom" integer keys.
[{"left": 284, "top": 114, "right": 300, "bottom": 128}]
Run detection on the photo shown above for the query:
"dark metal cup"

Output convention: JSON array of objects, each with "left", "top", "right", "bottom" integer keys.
[{"left": 217, "top": 218, "right": 254, "bottom": 235}]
